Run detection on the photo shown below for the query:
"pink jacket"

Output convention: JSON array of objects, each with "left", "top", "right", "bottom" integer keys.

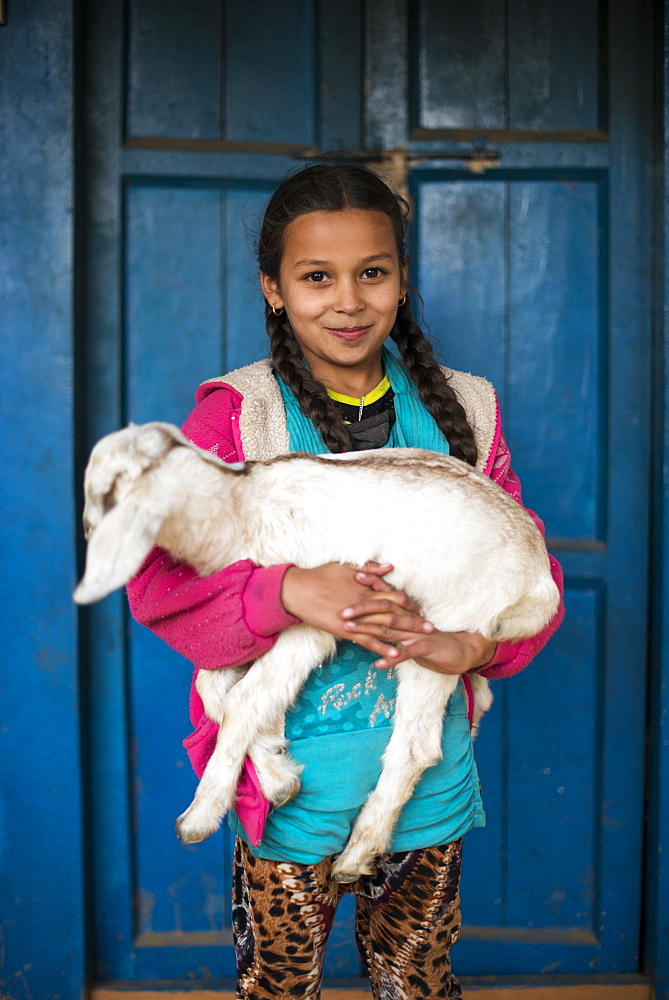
[{"left": 127, "top": 376, "right": 565, "bottom": 845}]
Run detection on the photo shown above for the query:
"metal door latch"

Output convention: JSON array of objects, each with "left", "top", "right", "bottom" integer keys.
[{"left": 293, "top": 147, "right": 501, "bottom": 208}]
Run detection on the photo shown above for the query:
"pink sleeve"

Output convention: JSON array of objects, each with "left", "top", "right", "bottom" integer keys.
[
  {"left": 476, "top": 425, "right": 565, "bottom": 680},
  {"left": 125, "top": 387, "right": 300, "bottom": 671}
]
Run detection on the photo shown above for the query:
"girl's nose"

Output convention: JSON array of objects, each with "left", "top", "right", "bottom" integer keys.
[{"left": 334, "top": 279, "right": 364, "bottom": 313}]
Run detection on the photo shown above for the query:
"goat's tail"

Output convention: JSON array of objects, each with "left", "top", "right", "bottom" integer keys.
[{"left": 488, "top": 575, "right": 560, "bottom": 642}]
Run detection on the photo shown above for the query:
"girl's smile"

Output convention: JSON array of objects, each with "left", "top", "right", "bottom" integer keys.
[
  {"left": 260, "top": 208, "right": 406, "bottom": 396},
  {"left": 325, "top": 324, "right": 372, "bottom": 341}
]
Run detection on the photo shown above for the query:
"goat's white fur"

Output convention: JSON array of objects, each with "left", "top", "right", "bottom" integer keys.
[{"left": 74, "top": 421, "right": 559, "bottom": 881}]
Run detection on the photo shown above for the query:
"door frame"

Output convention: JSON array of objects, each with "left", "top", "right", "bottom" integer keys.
[{"left": 643, "top": 2, "right": 669, "bottom": 995}]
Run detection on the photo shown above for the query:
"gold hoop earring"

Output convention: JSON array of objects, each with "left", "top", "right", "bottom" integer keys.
[
  {"left": 398, "top": 293, "right": 407, "bottom": 307},
  {"left": 271, "top": 303, "right": 285, "bottom": 317}
]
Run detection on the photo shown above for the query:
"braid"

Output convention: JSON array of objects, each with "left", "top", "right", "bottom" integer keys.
[
  {"left": 266, "top": 304, "right": 352, "bottom": 453},
  {"left": 391, "top": 297, "right": 478, "bottom": 466}
]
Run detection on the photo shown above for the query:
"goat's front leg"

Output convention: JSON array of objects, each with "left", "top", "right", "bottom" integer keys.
[
  {"left": 331, "top": 664, "right": 458, "bottom": 882},
  {"left": 196, "top": 664, "right": 249, "bottom": 725},
  {"left": 176, "top": 626, "right": 335, "bottom": 844}
]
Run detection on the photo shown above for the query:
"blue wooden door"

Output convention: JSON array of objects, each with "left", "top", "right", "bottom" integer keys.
[{"left": 82, "top": 0, "right": 653, "bottom": 984}]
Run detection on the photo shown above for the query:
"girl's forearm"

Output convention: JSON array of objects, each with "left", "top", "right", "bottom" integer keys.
[{"left": 126, "top": 548, "right": 297, "bottom": 670}]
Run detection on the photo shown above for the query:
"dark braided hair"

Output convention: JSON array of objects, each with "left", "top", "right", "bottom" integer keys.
[
  {"left": 390, "top": 301, "right": 478, "bottom": 466},
  {"left": 257, "top": 164, "right": 478, "bottom": 464}
]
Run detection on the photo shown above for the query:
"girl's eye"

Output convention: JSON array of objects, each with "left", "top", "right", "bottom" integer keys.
[
  {"left": 363, "top": 267, "right": 386, "bottom": 279},
  {"left": 305, "top": 271, "right": 328, "bottom": 283}
]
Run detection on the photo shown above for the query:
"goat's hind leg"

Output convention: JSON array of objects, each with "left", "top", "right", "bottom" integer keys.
[{"left": 331, "top": 665, "right": 458, "bottom": 883}]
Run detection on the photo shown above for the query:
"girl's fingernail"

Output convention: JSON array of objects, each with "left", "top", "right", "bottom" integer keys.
[
  {"left": 342, "top": 608, "right": 353, "bottom": 617},
  {"left": 422, "top": 622, "right": 434, "bottom": 631}
]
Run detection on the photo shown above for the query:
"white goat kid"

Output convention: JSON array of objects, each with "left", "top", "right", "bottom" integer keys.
[{"left": 74, "top": 421, "right": 559, "bottom": 882}]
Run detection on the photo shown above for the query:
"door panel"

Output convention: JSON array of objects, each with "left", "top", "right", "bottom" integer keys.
[
  {"left": 416, "top": 174, "right": 603, "bottom": 541},
  {"left": 83, "top": 0, "right": 652, "bottom": 983},
  {"left": 506, "top": 178, "right": 603, "bottom": 538},
  {"left": 413, "top": 0, "right": 601, "bottom": 132},
  {"left": 127, "top": 0, "right": 223, "bottom": 139},
  {"left": 127, "top": 0, "right": 318, "bottom": 144}
]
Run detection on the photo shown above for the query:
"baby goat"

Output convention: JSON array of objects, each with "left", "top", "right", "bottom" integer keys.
[{"left": 74, "top": 421, "right": 559, "bottom": 882}]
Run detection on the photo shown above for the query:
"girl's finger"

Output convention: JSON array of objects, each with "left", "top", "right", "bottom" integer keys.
[
  {"left": 359, "top": 561, "right": 394, "bottom": 575},
  {"left": 354, "top": 571, "right": 394, "bottom": 593},
  {"left": 343, "top": 615, "right": 434, "bottom": 635},
  {"left": 342, "top": 594, "right": 423, "bottom": 618},
  {"left": 372, "top": 636, "right": 436, "bottom": 669},
  {"left": 348, "top": 634, "right": 403, "bottom": 660}
]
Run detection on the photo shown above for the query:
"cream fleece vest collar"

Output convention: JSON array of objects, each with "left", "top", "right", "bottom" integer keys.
[{"left": 201, "top": 358, "right": 497, "bottom": 471}]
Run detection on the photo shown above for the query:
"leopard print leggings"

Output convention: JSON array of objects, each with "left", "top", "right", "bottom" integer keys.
[{"left": 232, "top": 837, "right": 463, "bottom": 999}]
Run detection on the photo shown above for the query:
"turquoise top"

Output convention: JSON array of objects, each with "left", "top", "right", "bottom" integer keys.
[{"left": 229, "top": 348, "right": 485, "bottom": 862}]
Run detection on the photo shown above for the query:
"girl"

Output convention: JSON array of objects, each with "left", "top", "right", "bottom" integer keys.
[{"left": 127, "top": 164, "right": 564, "bottom": 999}]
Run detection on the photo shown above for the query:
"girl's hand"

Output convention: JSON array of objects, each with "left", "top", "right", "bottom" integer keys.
[
  {"left": 344, "top": 618, "right": 497, "bottom": 674},
  {"left": 281, "top": 561, "right": 426, "bottom": 660}
]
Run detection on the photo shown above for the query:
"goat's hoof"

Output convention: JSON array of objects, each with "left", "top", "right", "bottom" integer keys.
[
  {"left": 176, "top": 827, "right": 207, "bottom": 845},
  {"left": 331, "top": 851, "right": 377, "bottom": 883},
  {"left": 175, "top": 812, "right": 218, "bottom": 845},
  {"left": 331, "top": 870, "right": 360, "bottom": 884},
  {"left": 269, "top": 778, "right": 302, "bottom": 809}
]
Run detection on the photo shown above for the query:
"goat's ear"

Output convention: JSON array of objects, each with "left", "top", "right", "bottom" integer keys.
[{"left": 73, "top": 502, "right": 163, "bottom": 605}]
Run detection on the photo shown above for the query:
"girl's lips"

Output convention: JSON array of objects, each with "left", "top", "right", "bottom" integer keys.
[{"left": 325, "top": 325, "right": 372, "bottom": 341}]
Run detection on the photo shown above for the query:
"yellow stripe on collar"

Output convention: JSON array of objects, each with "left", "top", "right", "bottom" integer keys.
[{"left": 326, "top": 374, "right": 391, "bottom": 408}]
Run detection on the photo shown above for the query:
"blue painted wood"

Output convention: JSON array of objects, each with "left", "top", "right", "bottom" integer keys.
[
  {"left": 125, "top": 183, "right": 227, "bottom": 420},
  {"left": 597, "top": 0, "right": 653, "bottom": 977},
  {"left": 413, "top": 0, "right": 599, "bottom": 132},
  {"left": 644, "top": 5, "right": 669, "bottom": 996},
  {"left": 506, "top": 585, "right": 601, "bottom": 931},
  {"left": 507, "top": 177, "right": 603, "bottom": 540},
  {"left": 414, "top": 177, "right": 507, "bottom": 398},
  {"left": 81, "top": 0, "right": 139, "bottom": 980},
  {"left": 0, "top": 2, "right": 86, "bottom": 998},
  {"left": 127, "top": 0, "right": 321, "bottom": 145},
  {"left": 224, "top": 185, "right": 278, "bottom": 371},
  {"left": 126, "top": 0, "right": 222, "bottom": 139},
  {"left": 507, "top": 0, "right": 600, "bottom": 130},
  {"left": 226, "top": 0, "right": 316, "bottom": 144},
  {"left": 365, "top": 0, "right": 408, "bottom": 149},
  {"left": 317, "top": 0, "right": 363, "bottom": 151},
  {"left": 414, "top": 0, "right": 506, "bottom": 130},
  {"left": 458, "top": 681, "right": 506, "bottom": 929}
]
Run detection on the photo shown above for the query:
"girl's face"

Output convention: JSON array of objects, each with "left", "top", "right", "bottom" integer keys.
[{"left": 261, "top": 208, "right": 406, "bottom": 390}]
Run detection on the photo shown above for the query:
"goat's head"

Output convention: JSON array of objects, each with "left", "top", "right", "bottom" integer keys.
[{"left": 74, "top": 422, "right": 191, "bottom": 605}]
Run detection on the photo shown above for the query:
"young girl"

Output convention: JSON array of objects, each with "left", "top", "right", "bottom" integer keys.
[{"left": 127, "top": 164, "right": 564, "bottom": 999}]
